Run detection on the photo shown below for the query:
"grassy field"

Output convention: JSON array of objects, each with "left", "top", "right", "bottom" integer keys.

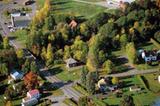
[
  {"left": 11, "top": 29, "right": 28, "bottom": 46},
  {"left": 49, "top": 65, "right": 81, "bottom": 81},
  {"left": 83, "top": 0, "right": 105, "bottom": 2},
  {"left": 37, "top": 0, "right": 106, "bottom": 18}
]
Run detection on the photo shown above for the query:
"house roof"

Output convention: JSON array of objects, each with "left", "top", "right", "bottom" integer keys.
[
  {"left": 28, "top": 89, "right": 39, "bottom": 96},
  {"left": 65, "top": 58, "right": 77, "bottom": 64},
  {"left": 10, "top": 70, "right": 23, "bottom": 79}
]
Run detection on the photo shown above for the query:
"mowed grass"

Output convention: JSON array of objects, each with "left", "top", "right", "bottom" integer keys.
[
  {"left": 83, "top": 0, "right": 105, "bottom": 2},
  {"left": 11, "top": 29, "right": 28, "bottom": 46},
  {"left": 142, "top": 74, "right": 160, "bottom": 93},
  {"left": 51, "top": 0, "right": 106, "bottom": 18}
]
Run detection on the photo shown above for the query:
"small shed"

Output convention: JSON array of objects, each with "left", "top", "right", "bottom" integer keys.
[
  {"left": 10, "top": 70, "right": 23, "bottom": 80},
  {"left": 65, "top": 58, "right": 78, "bottom": 68},
  {"left": 129, "top": 86, "right": 141, "bottom": 92}
]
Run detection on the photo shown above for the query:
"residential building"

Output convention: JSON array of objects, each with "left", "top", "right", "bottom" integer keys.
[
  {"left": 65, "top": 58, "right": 78, "bottom": 68},
  {"left": 10, "top": 70, "right": 24, "bottom": 80}
]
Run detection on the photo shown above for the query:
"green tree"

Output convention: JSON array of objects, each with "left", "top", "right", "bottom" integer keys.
[
  {"left": 154, "top": 31, "right": 160, "bottom": 42},
  {"left": 126, "top": 42, "right": 137, "bottom": 64},
  {"left": 120, "top": 95, "right": 134, "bottom": 106},
  {"left": 78, "top": 96, "right": 88, "bottom": 106},
  {"left": 0, "top": 63, "right": 8, "bottom": 76},
  {"left": 41, "top": 47, "right": 47, "bottom": 61},
  {"left": 120, "top": 34, "right": 128, "bottom": 50},
  {"left": 22, "top": 59, "right": 30, "bottom": 73},
  {"left": 3, "top": 37, "right": 9, "bottom": 49},
  {"left": 86, "top": 72, "right": 95, "bottom": 95},
  {"left": 98, "top": 50, "right": 106, "bottom": 65},
  {"left": 81, "top": 66, "right": 88, "bottom": 87},
  {"left": 102, "top": 60, "right": 114, "bottom": 74},
  {"left": 46, "top": 43, "right": 54, "bottom": 66},
  {"left": 16, "top": 49, "right": 24, "bottom": 59},
  {"left": 30, "top": 61, "right": 39, "bottom": 74},
  {"left": 112, "top": 77, "right": 119, "bottom": 85}
]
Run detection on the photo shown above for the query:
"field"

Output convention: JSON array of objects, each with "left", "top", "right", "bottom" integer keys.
[{"left": 37, "top": 0, "right": 106, "bottom": 18}]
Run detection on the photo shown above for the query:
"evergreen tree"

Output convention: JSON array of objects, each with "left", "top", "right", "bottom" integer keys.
[
  {"left": 86, "top": 72, "right": 95, "bottom": 95},
  {"left": 46, "top": 43, "right": 54, "bottom": 66},
  {"left": 102, "top": 60, "right": 114, "bottom": 74},
  {"left": 81, "top": 66, "right": 88, "bottom": 87},
  {"left": 30, "top": 61, "right": 39, "bottom": 74}
]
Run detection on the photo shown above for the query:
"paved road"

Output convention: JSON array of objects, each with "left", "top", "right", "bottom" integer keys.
[
  {"left": 72, "top": 0, "right": 119, "bottom": 9},
  {"left": 40, "top": 68, "right": 82, "bottom": 106}
]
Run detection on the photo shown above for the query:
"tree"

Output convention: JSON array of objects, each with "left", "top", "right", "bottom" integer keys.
[
  {"left": 3, "top": 37, "right": 9, "bottom": 49},
  {"left": 112, "top": 77, "right": 119, "bottom": 85},
  {"left": 81, "top": 66, "right": 88, "bottom": 87},
  {"left": 0, "top": 63, "right": 8, "bottom": 76},
  {"left": 86, "top": 72, "right": 95, "bottom": 95},
  {"left": 126, "top": 42, "right": 137, "bottom": 64},
  {"left": 16, "top": 49, "right": 24, "bottom": 59},
  {"left": 46, "top": 43, "right": 54, "bottom": 66},
  {"left": 115, "top": 16, "right": 127, "bottom": 27},
  {"left": 154, "top": 31, "right": 160, "bottom": 42},
  {"left": 102, "top": 60, "right": 114, "bottom": 74},
  {"left": 22, "top": 59, "right": 30, "bottom": 73},
  {"left": 78, "top": 96, "right": 88, "bottom": 106},
  {"left": 120, "top": 34, "right": 128, "bottom": 50},
  {"left": 120, "top": 95, "right": 134, "bottom": 106},
  {"left": 41, "top": 47, "right": 47, "bottom": 61},
  {"left": 24, "top": 71, "right": 38, "bottom": 90},
  {"left": 98, "top": 50, "right": 106, "bottom": 65},
  {"left": 30, "top": 61, "right": 39, "bottom": 74}
]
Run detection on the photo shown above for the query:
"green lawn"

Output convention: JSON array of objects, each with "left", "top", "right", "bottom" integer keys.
[
  {"left": 83, "top": 0, "right": 105, "bottom": 2},
  {"left": 37, "top": 0, "right": 106, "bottom": 19},
  {"left": 103, "top": 75, "right": 159, "bottom": 105},
  {"left": 49, "top": 65, "right": 81, "bottom": 81},
  {"left": 142, "top": 74, "right": 160, "bottom": 93},
  {"left": 11, "top": 29, "right": 28, "bottom": 46}
]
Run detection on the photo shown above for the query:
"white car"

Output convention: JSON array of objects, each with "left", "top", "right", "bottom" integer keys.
[
  {"left": 10, "top": 28, "right": 15, "bottom": 32},
  {"left": 8, "top": 25, "right": 13, "bottom": 29}
]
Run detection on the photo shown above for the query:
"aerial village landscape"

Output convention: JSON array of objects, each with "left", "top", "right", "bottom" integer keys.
[{"left": 0, "top": 0, "right": 160, "bottom": 106}]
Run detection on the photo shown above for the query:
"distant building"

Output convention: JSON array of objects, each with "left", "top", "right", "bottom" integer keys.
[
  {"left": 138, "top": 49, "right": 160, "bottom": 64},
  {"left": 22, "top": 89, "right": 40, "bottom": 106},
  {"left": 22, "top": 97, "right": 38, "bottom": 106},
  {"left": 129, "top": 86, "right": 141, "bottom": 92},
  {"left": 27, "top": 89, "right": 40, "bottom": 99},
  {"left": 65, "top": 58, "right": 78, "bottom": 68},
  {"left": 11, "top": 12, "right": 31, "bottom": 29},
  {"left": 10, "top": 70, "right": 24, "bottom": 80}
]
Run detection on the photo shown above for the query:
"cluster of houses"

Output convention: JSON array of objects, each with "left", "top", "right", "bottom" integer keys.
[
  {"left": 6, "top": 69, "right": 41, "bottom": 106},
  {"left": 138, "top": 49, "right": 160, "bottom": 64}
]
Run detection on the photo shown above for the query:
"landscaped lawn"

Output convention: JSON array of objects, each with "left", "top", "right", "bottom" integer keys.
[
  {"left": 11, "top": 29, "right": 28, "bottom": 46},
  {"left": 49, "top": 65, "right": 81, "bottom": 81},
  {"left": 142, "top": 74, "right": 160, "bottom": 93},
  {"left": 37, "top": 0, "right": 106, "bottom": 19}
]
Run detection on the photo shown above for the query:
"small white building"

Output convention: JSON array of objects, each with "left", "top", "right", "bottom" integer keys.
[
  {"left": 129, "top": 86, "right": 141, "bottom": 92},
  {"left": 65, "top": 58, "right": 78, "bottom": 68},
  {"left": 22, "top": 97, "right": 38, "bottom": 106},
  {"left": 10, "top": 70, "right": 23, "bottom": 80}
]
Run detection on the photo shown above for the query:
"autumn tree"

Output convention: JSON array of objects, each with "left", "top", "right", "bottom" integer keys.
[
  {"left": 112, "top": 77, "right": 119, "bottom": 85},
  {"left": 16, "top": 49, "right": 24, "bottom": 59},
  {"left": 46, "top": 43, "right": 54, "bottom": 66},
  {"left": 126, "top": 42, "right": 137, "bottom": 64},
  {"left": 102, "top": 60, "right": 114, "bottom": 74},
  {"left": 120, "top": 34, "right": 128, "bottom": 50},
  {"left": 3, "top": 37, "right": 9, "bottom": 49},
  {"left": 24, "top": 71, "right": 38, "bottom": 90}
]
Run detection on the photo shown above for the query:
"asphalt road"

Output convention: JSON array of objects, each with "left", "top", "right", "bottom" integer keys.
[{"left": 40, "top": 68, "right": 83, "bottom": 106}]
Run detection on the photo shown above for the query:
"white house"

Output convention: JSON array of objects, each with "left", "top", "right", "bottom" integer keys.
[
  {"left": 27, "top": 89, "right": 40, "bottom": 99},
  {"left": 158, "top": 76, "right": 160, "bottom": 83},
  {"left": 65, "top": 58, "right": 78, "bottom": 68},
  {"left": 10, "top": 70, "right": 23, "bottom": 80},
  {"left": 22, "top": 97, "right": 38, "bottom": 106}
]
